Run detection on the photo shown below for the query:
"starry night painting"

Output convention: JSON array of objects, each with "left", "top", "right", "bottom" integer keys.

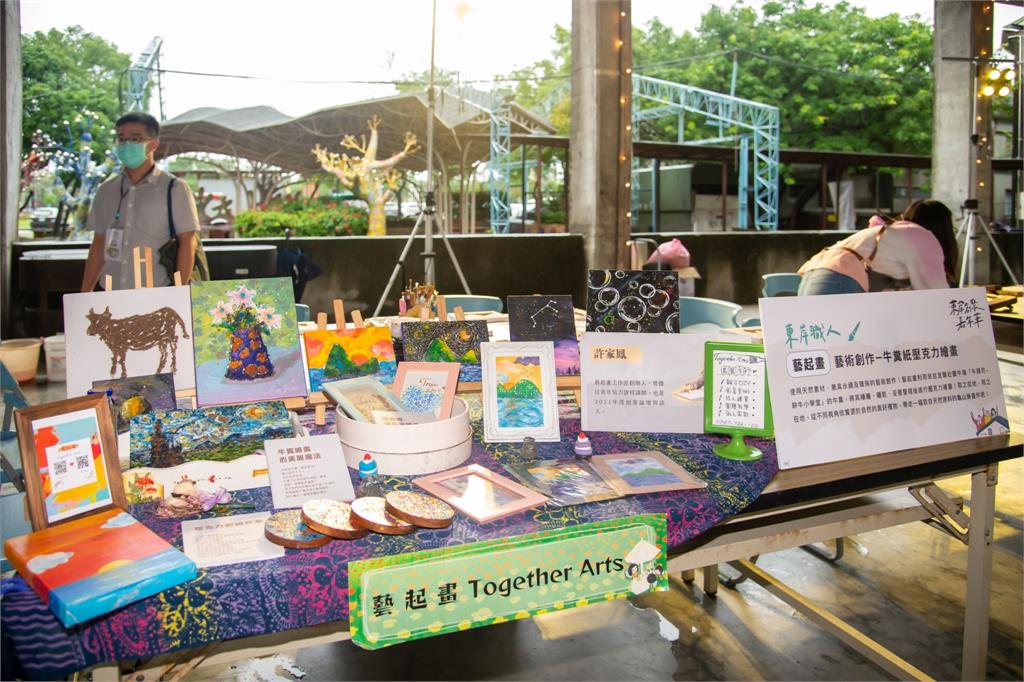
[
  {"left": 507, "top": 295, "right": 580, "bottom": 377},
  {"left": 400, "top": 320, "right": 489, "bottom": 383}
]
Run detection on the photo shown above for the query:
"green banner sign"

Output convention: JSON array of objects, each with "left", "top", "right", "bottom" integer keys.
[{"left": 348, "top": 514, "right": 668, "bottom": 649}]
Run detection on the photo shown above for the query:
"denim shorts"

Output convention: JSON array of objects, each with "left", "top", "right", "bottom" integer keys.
[{"left": 797, "top": 269, "right": 866, "bottom": 296}]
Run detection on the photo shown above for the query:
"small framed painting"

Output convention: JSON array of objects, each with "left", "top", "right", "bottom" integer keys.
[
  {"left": 413, "top": 464, "right": 548, "bottom": 524},
  {"left": 322, "top": 377, "right": 406, "bottom": 423},
  {"left": 392, "top": 362, "right": 460, "bottom": 419},
  {"left": 480, "top": 341, "right": 560, "bottom": 443},
  {"left": 590, "top": 451, "right": 706, "bottom": 495},
  {"left": 15, "top": 394, "right": 126, "bottom": 531}
]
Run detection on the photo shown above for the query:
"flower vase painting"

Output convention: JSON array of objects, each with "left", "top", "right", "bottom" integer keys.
[{"left": 190, "top": 278, "right": 307, "bottom": 406}]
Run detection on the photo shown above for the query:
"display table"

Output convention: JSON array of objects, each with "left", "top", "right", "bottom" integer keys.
[{"left": 0, "top": 397, "right": 778, "bottom": 680}]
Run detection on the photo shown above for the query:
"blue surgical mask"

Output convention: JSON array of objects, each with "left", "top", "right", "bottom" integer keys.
[{"left": 115, "top": 141, "right": 148, "bottom": 169}]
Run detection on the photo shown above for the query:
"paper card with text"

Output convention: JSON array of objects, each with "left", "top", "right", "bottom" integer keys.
[
  {"left": 265, "top": 434, "right": 355, "bottom": 509},
  {"left": 348, "top": 514, "right": 667, "bottom": 649},
  {"left": 181, "top": 512, "right": 284, "bottom": 568},
  {"left": 580, "top": 332, "right": 733, "bottom": 434},
  {"left": 760, "top": 287, "right": 1009, "bottom": 469}
]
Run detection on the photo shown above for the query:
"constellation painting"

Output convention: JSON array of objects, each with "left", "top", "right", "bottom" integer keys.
[
  {"left": 585, "top": 270, "right": 679, "bottom": 334},
  {"left": 507, "top": 295, "right": 580, "bottom": 377}
]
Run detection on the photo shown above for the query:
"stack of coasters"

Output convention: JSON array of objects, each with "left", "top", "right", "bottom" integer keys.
[
  {"left": 384, "top": 490, "right": 456, "bottom": 529},
  {"left": 264, "top": 509, "right": 332, "bottom": 549},
  {"left": 301, "top": 499, "right": 368, "bottom": 540},
  {"left": 349, "top": 497, "right": 415, "bottom": 535}
]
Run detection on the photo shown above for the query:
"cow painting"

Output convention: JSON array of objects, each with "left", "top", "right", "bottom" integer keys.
[{"left": 86, "top": 306, "right": 190, "bottom": 379}]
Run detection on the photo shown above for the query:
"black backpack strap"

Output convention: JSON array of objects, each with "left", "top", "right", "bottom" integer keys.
[{"left": 167, "top": 177, "right": 177, "bottom": 239}]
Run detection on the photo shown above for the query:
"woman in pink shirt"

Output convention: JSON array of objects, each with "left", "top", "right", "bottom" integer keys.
[{"left": 797, "top": 199, "right": 958, "bottom": 295}]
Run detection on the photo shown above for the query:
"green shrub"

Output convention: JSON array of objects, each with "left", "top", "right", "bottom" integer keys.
[{"left": 235, "top": 204, "right": 369, "bottom": 237}]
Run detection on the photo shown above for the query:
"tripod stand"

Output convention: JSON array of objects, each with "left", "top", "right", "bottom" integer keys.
[
  {"left": 373, "top": 193, "right": 472, "bottom": 317},
  {"left": 955, "top": 198, "right": 1019, "bottom": 288},
  {"left": 372, "top": 0, "right": 471, "bottom": 318}
]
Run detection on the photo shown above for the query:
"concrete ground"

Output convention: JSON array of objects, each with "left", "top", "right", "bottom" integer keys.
[{"left": 15, "top": 322, "right": 1022, "bottom": 682}]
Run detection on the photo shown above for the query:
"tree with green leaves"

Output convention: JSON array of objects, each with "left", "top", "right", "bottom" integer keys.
[
  {"left": 21, "top": 26, "right": 135, "bottom": 162},
  {"left": 500, "top": 1, "right": 934, "bottom": 155},
  {"left": 632, "top": 1, "right": 934, "bottom": 154}
]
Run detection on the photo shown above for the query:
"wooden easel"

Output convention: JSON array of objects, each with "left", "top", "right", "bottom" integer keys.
[{"left": 301, "top": 298, "right": 369, "bottom": 425}]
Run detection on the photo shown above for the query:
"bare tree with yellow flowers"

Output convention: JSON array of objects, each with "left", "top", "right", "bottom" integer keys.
[{"left": 312, "top": 116, "right": 420, "bottom": 236}]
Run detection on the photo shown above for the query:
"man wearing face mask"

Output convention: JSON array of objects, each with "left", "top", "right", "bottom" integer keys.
[{"left": 81, "top": 112, "right": 201, "bottom": 291}]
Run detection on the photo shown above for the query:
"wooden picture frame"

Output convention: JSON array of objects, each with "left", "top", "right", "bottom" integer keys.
[
  {"left": 322, "top": 376, "right": 406, "bottom": 423},
  {"left": 15, "top": 394, "right": 125, "bottom": 531},
  {"left": 392, "top": 361, "right": 460, "bottom": 419},
  {"left": 590, "top": 451, "right": 706, "bottom": 495},
  {"left": 480, "top": 341, "right": 560, "bottom": 443},
  {"left": 413, "top": 464, "right": 548, "bottom": 523}
]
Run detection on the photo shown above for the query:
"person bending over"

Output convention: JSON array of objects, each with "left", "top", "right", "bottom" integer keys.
[{"left": 797, "top": 199, "right": 958, "bottom": 296}]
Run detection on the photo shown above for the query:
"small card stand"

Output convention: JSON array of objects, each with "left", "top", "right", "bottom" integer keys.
[{"left": 703, "top": 341, "right": 773, "bottom": 462}]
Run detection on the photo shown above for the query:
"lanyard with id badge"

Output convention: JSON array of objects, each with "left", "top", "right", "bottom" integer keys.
[{"left": 105, "top": 177, "right": 131, "bottom": 262}]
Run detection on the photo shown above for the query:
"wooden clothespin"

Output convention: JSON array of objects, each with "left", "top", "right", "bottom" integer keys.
[
  {"left": 103, "top": 274, "right": 113, "bottom": 291},
  {"left": 314, "top": 403, "right": 326, "bottom": 426},
  {"left": 316, "top": 312, "right": 328, "bottom": 331},
  {"left": 332, "top": 299, "right": 346, "bottom": 329},
  {"left": 132, "top": 247, "right": 143, "bottom": 289},
  {"left": 453, "top": 306, "right": 466, "bottom": 321},
  {"left": 436, "top": 296, "right": 447, "bottom": 322},
  {"left": 173, "top": 271, "right": 183, "bottom": 286},
  {"left": 351, "top": 310, "right": 365, "bottom": 328},
  {"left": 419, "top": 306, "right": 430, "bottom": 321}
]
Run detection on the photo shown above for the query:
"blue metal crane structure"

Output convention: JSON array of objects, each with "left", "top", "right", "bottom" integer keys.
[
  {"left": 124, "top": 36, "right": 165, "bottom": 118},
  {"left": 631, "top": 75, "right": 780, "bottom": 230}
]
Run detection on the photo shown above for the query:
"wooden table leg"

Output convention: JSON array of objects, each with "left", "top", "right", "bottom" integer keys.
[{"left": 962, "top": 463, "right": 998, "bottom": 681}]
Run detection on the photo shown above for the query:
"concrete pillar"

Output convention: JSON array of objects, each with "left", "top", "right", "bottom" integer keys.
[
  {"left": 932, "top": 1, "right": 993, "bottom": 224},
  {"left": 1, "top": 1, "right": 22, "bottom": 337},
  {"left": 569, "top": 0, "right": 632, "bottom": 271}
]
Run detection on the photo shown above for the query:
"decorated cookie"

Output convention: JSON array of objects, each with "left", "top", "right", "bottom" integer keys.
[
  {"left": 264, "top": 509, "right": 332, "bottom": 549},
  {"left": 384, "top": 490, "right": 456, "bottom": 529},
  {"left": 350, "top": 496, "right": 415, "bottom": 535},
  {"left": 301, "top": 499, "right": 368, "bottom": 540}
]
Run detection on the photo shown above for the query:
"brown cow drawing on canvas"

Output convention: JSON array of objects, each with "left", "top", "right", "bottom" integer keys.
[{"left": 86, "top": 306, "right": 190, "bottom": 379}]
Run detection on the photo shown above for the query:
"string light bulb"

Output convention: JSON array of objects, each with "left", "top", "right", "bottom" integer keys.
[
  {"left": 981, "top": 84, "right": 995, "bottom": 96},
  {"left": 987, "top": 68, "right": 1002, "bottom": 81},
  {"left": 998, "top": 86, "right": 1010, "bottom": 97}
]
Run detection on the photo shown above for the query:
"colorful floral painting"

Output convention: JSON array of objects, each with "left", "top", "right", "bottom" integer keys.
[
  {"left": 128, "top": 402, "right": 293, "bottom": 468},
  {"left": 303, "top": 327, "right": 396, "bottom": 392},
  {"left": 190, "top": 278, "right": 306, "bottom": 407},
  {"left": 400, "top": 321, "right": 488, "bottom": 383}
]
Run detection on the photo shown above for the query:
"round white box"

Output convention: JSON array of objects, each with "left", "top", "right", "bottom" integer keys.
[{"left": 336, "top": 397, "right": 473, "bottom": 475}]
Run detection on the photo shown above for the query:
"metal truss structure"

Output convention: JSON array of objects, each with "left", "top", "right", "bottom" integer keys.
[
  {"left": 632, "top": 75, "right": 780, "bottom": 230},
  {"left": 125, "top": 36, "right": 164, "bottom": 117}
]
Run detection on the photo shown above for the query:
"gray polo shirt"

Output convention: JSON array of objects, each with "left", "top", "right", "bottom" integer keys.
[{"left": 87, "top": 168, "right": 200, "bottom": 288}]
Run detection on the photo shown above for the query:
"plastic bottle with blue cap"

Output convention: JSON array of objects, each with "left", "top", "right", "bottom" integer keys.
[{"left": 358, "top": 453, "right": 382, "bottom": 497}]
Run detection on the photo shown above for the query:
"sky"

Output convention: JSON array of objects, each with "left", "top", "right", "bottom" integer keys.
[{"left": 18, "top": 0, "right": 1020, "bottom": 119}]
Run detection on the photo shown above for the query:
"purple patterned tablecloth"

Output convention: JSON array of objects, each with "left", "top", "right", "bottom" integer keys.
[{"left": 1, "top": 397, "right": 776, "bottom": 679}]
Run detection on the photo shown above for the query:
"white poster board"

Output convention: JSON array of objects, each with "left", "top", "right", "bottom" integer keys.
[
  {"left": 760, "top": 287, "right": 1009, "bottom": 469},
  {"left": 64, "top": 287, "right": 196, "bottom": 397},
  {"left": 709, "top": 345, "right": 768, "bottom": 431},
  {"left": 580, "top": 331, "right": 729, "bottom": 434}
]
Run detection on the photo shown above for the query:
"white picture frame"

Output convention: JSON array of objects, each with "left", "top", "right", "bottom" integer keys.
[{"left": 480, "top": 341, "right": 560, "bottom": 443}]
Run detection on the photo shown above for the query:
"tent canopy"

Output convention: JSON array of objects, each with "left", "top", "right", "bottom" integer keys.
[{"left": 156, "top": 89, "right": 556, "bottom": 175}]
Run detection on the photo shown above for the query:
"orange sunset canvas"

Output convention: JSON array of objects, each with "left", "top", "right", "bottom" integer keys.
[
  {"left": 303, "top": 327, "right": 396, "bottom": 391},
  {"left": 4, "top": 509, "right": 196, "bottom": 626}
]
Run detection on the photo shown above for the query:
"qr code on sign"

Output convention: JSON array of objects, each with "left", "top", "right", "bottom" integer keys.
[
  {"left": 75, "top": 454, "right": 90, "bottom": 469},
  {"left": 53, "top": 460, "right": 68, "bottom": 475}
]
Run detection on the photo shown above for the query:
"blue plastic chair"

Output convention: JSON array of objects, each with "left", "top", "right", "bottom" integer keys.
[
  {"left": 441, "top": 295, "right": 504, "bottom": 314},
  {"left": 762, "top": 273, "right": 802, "bottom": 298},
  {"left": 295, "top": 304, "right": 311, "bottom": 322},
  {"left": 678, "top": 296, "right": 742, "bottom": 332}
]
